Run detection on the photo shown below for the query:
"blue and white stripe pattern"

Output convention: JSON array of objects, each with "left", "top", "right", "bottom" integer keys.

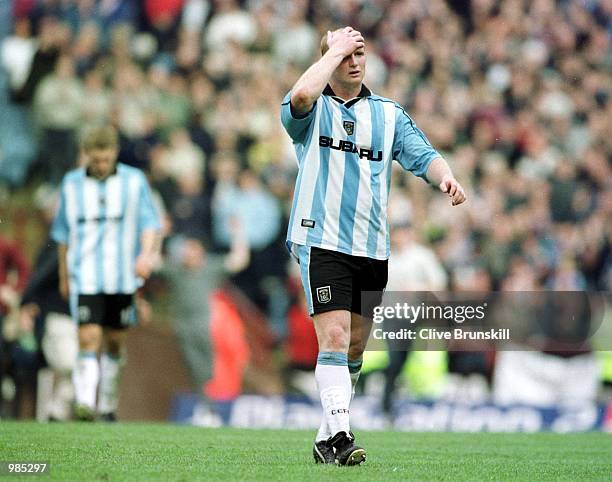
[
  {"left": 281, "top": 86, "right": 440, "bottom": 260},
  {"left": 51, "top": 163, "right": 160, "bottom": 295},
  {"left": 347, "top": 358, "right": 363, "bottom": 374},
  {"left": 294, "top": 244, "right": 314, "bottom": 314},
  {"left": 317, "top": 351, "right": 348, "bottom": 366}
]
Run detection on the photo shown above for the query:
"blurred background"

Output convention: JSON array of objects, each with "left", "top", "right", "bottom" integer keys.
[{"left": 0, "top": 0, "right": 610, "bottom": 431}]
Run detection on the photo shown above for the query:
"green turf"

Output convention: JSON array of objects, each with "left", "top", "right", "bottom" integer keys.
[{"left": 0, "top": 422, "right": 610, "bottom": 481}]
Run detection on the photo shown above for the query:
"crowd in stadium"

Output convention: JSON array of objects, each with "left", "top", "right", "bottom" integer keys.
[{"left": 0, "top": 0, "right": 610, "bottom": 419}]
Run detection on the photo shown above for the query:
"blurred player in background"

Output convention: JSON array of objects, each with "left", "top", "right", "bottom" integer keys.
[
  {"left": 281, "top": 26, "right": 466, "bottom": 465},
  {"left": 51, "top": 125, "right": 161, "bottom": 421}
]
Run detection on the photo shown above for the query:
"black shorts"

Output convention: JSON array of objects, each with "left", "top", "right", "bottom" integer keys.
[
  {"left": 295, "top": 246, "right": 388, "bottom": 316},
  {"left": 76, "top": 294, "right": 136, "bottom": 329}
]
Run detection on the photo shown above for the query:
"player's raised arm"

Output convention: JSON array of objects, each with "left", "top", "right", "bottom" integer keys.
[
  {"left": 392, "top": 109, "right": 466, "bottom": 207},
  {"left": 425, "top": 157, "right": 467, "bottom": 206},
  {"left": 290, "top": 27, "right": 364, "bottom": 114}
]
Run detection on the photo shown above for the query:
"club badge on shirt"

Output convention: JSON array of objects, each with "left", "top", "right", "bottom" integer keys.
[{"left": 343, "top": 121, "right": 354, "bottom": 136}]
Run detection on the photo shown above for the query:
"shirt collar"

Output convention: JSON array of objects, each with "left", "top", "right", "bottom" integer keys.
[
  {"left": 323, "top": 84, "right": 371, "bottom": 108},
  {"left": 85, "top": 164, "right": 118, "bottom": 179}
]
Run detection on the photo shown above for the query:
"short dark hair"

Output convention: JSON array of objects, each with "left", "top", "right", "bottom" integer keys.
[{"left": 81, "top": 125, "right": 119, "bottom": 152}]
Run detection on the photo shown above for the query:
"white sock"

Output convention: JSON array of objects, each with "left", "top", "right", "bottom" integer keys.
[
  {"left": 315, "top": 352, "right": 351, "bottom": 439},
  {"left": 52, "top": 374, "right": 74, "bottom": 420},
  {"left": 315, "top": 419, "right": 331, "bottom": 442},
  {"left": 73, "top": 352, "right": 99, "bottom": 409},
  {"left": 348, "top": 358, "right": 363, "bottom": 402},
  {"left": 349, "top": 372, "right": 360, "bottom": 401},
  {"left": 97, "top": 353, "right": 122, "bottom": 414}
]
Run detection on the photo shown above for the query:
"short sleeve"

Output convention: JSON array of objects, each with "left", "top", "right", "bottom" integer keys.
[
  {"left": 392, "top": 107, "right": 440, "bottom": 180},
  {"left": 137, "top": 173, "right": 161, "bottom": 232},
  {"left": 280, "top": 91, "right": 316, "bottom": 144},
  {"left": 50, "top": 180, "right": 69, "bottom": 244}
]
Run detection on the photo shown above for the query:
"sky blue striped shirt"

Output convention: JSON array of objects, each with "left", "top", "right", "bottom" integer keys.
[
  {"left": 51, "top": 163, "right": 160, "bottom": 295},
  {"left": 281, "top": 85, "right": 440, "bottom": 260}
]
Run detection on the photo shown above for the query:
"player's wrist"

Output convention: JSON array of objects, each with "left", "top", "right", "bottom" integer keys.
[
  {"left": 139, "top": 249, "right": 156, "bottom": 259},
  {"left": 138, "top": 255, "right": 154, "bottom": 268},
  {"left": 324, "top": 47, "right": 347, "bottom": 63}
]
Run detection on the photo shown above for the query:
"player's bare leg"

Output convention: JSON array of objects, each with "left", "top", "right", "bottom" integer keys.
[
  {"left": 73, "top": 324, "right": 102, "bottom": 420},
  {"left": 348, "top": 313, "right": 372, "bottom": 400},
  {"left": 312, "top": 310, "right": 366, "bottom": 465},
  {"left": 98, "top": 328, "right": 128, "bottom": 421}
]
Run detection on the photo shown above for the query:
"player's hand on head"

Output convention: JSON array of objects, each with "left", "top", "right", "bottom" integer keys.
[
  {"left": 327, "top": 26, "right": 364, "bottom": 58},
  {"left": 439, "top": 175, "right": 467, "bottom": 206}
]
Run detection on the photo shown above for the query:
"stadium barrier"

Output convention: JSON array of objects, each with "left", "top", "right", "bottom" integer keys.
[{"left": 170, "top": 393, "right": 612, "bottom": 433}]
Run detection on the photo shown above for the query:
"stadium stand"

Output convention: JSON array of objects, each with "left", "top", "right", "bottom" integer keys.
[{"left": 0, "top": 0, "right": 609, "bottom": 422}]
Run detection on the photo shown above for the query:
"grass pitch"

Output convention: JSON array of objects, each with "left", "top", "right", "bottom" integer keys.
[{"left": 1, "top": 422, "right": 611, "bottom": 481}]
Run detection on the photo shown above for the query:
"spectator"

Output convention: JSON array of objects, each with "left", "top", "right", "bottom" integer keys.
[
  {"left": 168, "top": 171, "right": 210, "bottom": 243},
  {"left": 33, "top": 54, "right": 84, "bottom": 184},
  {"left": 0, "top": 236, "right": 30, "bottom": 322},
  {"left": 213, "top": 168, "right": 281, "bottom": 250},
  {"left": 204, "top": 0, "right": 257, "bottom": 51},
  {"left": 158, "top": 222, "right": 248, "bottom": 407},
  {"left": 0, "top": 235, "right": 30, "bottom": 417},
  {"left": 1, "top": 17, "right": 36, "bottom": 95},
  {"left": 164, "top": 127, "right": 205, "bottom": 182},
  {"left": 13, "top": 16, "right": 67, "bottom": 104},
  {"left": 272, "top": 1, "right": 318, "bottom": 68},
  {"left": 0, "top": 17, "right": 38, "bottom": 187},
  {"left": 382, "top": 221, "right": 448, "bottom": 413},
  {"left": 81, "top": 68, "right": 112, "bottom": 126}
]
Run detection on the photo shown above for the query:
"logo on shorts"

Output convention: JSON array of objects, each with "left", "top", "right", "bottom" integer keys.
[
  {"left": 78, "top": 306, "right": 91, "bottom": 323},
  {"left": 120, "top": 307, "right": 133, "bottom": 325},
  {"left": 343, "top": 121, "right": 354, "bottom": 136},
  {"left": 316, "top": 286, "right": 332, "bottom": 304}
]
